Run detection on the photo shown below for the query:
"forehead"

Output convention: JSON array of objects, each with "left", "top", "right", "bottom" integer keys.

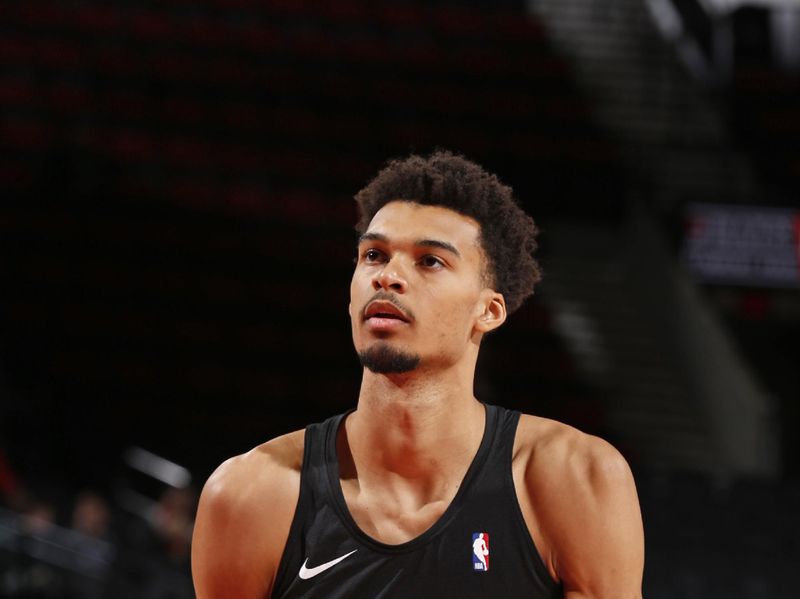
[{"left": 364, "top": 201, "right": 482, "bottom": 253}]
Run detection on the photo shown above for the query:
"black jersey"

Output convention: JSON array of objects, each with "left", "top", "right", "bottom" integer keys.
[{"left": 272, "top": 403, "right": 562, "bottom": 598}]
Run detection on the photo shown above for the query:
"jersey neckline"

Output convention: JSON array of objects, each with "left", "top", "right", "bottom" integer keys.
[{"left": 323, "top": 402, "right": 498, "bottom": 555}]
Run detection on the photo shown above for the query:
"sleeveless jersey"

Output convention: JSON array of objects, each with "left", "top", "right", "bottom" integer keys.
[{"left": 272, "top": 404, "right": 562, "bottom": 598}]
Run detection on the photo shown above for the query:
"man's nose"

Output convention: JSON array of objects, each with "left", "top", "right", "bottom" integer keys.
[{"left": 372, "top": 258, "right": 408, "bottom": 293}]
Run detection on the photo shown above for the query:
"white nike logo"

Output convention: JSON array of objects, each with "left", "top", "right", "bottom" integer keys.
[{"left": 298, "top": 549, "right": 358, "bottom": 580}]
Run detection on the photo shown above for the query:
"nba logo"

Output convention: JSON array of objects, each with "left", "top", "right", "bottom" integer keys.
[{"left": 472, "top": 532, "right": 489, "bottom": 572}]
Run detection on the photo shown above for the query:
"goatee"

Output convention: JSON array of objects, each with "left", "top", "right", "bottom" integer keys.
[{"left": 358, "top": 342, "right": 421, "bottom": 374}]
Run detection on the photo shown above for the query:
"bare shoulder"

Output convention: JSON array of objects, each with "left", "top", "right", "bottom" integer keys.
[
  {"left": 205, "top": 429, "right": 305, "bottom": 499},
  {"left": 514, "top": 415, "right": 644, "bottom": 598},
  {"left": 192, "top": 429, "right": 305, "bottom": 599},
  {"left": 515, "top": 414, "right": 633, "bottom": 487}
]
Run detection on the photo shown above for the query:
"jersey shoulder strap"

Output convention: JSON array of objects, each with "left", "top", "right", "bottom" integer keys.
[{"left": 272, "top": 412, "right": 347, "bottom": 594}]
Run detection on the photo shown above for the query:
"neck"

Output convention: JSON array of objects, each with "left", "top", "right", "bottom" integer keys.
[{"left": 345, "top": 360, "right": 485, "bottom": 486}]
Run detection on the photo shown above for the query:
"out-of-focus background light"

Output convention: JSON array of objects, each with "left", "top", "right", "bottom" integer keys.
[{"left": 1, "top": 0, "right": 798, "bottom": 597}]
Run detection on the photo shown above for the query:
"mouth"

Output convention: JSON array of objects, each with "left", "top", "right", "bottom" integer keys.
[{"left": 364, "top": 300, "right": 410, "bottom": 323}]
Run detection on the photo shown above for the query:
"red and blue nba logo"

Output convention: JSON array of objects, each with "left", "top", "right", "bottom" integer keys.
[{"left": 472, "top": 532, "right": 490, "bottom": 572}]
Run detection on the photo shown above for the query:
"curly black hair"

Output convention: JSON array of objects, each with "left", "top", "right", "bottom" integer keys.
[{"left": 354, "top": 150, "right": 541, "bottom": 315}]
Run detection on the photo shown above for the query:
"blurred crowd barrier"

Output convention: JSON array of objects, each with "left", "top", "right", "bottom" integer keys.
[{"left": 0, "top": 487, "right": 195, "bottom": 599}]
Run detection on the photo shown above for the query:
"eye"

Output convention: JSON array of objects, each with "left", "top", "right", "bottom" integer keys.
[
  {"left": 419, "top": 255, "right": 444, "bottom": 269},
  {"left": 363, "top": 248, "right": 385, "bottom": 263}
]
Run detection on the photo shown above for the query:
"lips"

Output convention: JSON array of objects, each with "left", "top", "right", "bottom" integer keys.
[{"left": 364, "top": 300, "right": 410, "bottom": 323}]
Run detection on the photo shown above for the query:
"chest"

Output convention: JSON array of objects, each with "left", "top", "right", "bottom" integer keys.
[
  {"left": 273, "top": 491, "right": 559, "bottom": 599},
  {"left": 340, "top": 484, "right": 452, "bottom": 544}
]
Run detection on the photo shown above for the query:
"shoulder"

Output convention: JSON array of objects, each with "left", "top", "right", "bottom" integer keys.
[
  {"left": 203, "top": 429, "right": 305, "bottom": 502},
  {"left": 192, "top": 429, "right": 305, "bottom": 599},
  {"left": 514, "top": 414, "right": 644, "bottom": 598},
  {"left": 515, "top": 414, "right": 633, "bottom": 487}
]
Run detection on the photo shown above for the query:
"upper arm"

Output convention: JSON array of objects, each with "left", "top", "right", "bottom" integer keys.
[
  {"left": 558, "top": 443, "right": 644, "bottom": 599},
  {"left": 526, "top": 431, "right": 644, "bottom": 599},
  {"left": 192, "top": 434, "right": 303, "bottom": 599}
]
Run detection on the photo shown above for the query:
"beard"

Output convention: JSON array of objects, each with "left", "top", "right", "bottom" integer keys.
[{"left": 358, "top": 342, "right": 421, "bottom": 374}]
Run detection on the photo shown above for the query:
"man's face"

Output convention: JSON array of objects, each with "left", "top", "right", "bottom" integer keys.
[{"left": 349, "top": 201, "right": 501, "bottom": 374}]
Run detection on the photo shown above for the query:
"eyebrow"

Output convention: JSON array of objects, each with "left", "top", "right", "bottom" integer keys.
[{"left": 358, "top": 232, "right": 461, "bottom": 258}]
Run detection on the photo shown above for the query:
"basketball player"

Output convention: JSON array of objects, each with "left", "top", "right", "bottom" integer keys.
[{"left": 192, "top": 151, "right": 644, "bottom": 598}]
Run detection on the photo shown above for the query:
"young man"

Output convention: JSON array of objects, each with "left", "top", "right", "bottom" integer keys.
[{"left": 192, "top": 151, "right": 644, "bottom": 598}]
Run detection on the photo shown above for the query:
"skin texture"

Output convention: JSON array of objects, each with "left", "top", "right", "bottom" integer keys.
[{"left": 192, "top": 201, "right": 644, "bottom": 598}]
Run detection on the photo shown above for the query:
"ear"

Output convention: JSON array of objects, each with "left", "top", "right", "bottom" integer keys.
[{"left": 474, "top": 291, "right": 506, "bottom": 334}]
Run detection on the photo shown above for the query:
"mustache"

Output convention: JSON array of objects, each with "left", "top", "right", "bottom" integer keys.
[{"left": 361, "top": 291, "right": 415, "bottom": 321}]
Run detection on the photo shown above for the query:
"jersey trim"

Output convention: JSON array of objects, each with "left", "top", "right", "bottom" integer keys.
[
  {"left": 271, "top": 428, "right": 311, "bottom": 594},
  {"left": 504, "top": 413, "right": 562, "bottom": 588}
]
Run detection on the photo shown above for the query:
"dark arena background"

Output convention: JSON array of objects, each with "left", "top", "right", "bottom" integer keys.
[{"left": 1, "top": 1, "right": 799, "bottom": 597}]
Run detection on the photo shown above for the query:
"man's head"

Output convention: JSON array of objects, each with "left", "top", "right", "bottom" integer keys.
[
  {"left": 354, "top": 151, "right": 541, "bottom": 313},
  {"left": 350, "top": 150, "right": 541, "bottom": 375}
]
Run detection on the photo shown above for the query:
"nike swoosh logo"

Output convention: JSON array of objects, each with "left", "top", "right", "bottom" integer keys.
[{"left": 298, "top": 549, "right": 358, "bottom": 580}]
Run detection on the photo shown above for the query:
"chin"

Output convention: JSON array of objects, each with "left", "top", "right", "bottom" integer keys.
[{"left": 358, "top": 341, "right": 421, "bottom": 374}]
